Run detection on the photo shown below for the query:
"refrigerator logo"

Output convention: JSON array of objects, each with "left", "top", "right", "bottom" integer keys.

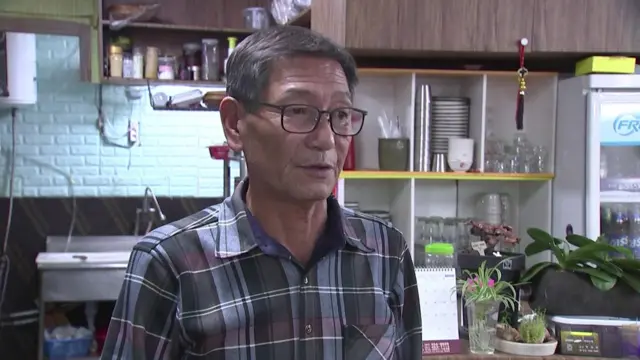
[{"left": 612, "top": 114, "right": 640, "bottom": 136}]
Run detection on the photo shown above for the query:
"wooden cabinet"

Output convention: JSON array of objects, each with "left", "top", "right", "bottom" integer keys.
[
  {"left": 0, "top": 33, "right": 7, "bottom": 97},
  {"left": 532, "top": 0, "right": 640, "bottom": 53},
  {"left": 474, "top": 0, "right": 535, "bottom": 53},
  {"left": 101, "top": 0, "right": 269, "bottom": 31},
  {"left": 0, "top": 0, "right": 96, "bottom": 23},
  {"left": 312, "top": 0, "right": 640, "bottom": 55},
  {"left": 315, "top": 0, "right": 534, "bottom": 54}
]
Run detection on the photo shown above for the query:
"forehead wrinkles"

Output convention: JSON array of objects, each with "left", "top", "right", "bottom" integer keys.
[
  {"left": 270, "top": 57, "right": 347, "bottom": 84},
  {"left": 267, "top": 58, "right": 350, "bottom": 102}
]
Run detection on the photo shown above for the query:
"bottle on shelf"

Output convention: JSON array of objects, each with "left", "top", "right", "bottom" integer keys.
[
  {"left": 132, "top": 47, "right": 144, "bottom": 79},
  {"left": 201, "top": 38, "right": 220, "bottom": 81},
  {"left": 108, "top": 45, "right": 123, "bottom": 78},
  {"left": 144, "top": 46, "right": 159, "bottom": 80},
  {"left": 223, "top": 37, "right": 238, "bottom": 83}
]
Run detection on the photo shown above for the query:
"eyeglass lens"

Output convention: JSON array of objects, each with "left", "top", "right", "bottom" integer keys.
[{"left": 282, "top": 105, "right": 364, "bottom": 135}]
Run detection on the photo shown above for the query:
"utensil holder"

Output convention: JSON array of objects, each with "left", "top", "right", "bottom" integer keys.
[{"left": 378, "top": 138, "right": 409, "bottom": 171}]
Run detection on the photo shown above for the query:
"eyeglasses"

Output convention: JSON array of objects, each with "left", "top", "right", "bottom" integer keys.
[{"left": 260, "top": 103, "right": 367, "bottom": 136}]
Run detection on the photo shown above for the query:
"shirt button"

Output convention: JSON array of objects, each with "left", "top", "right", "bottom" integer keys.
[
  {"left": 305, "top": 324, "right": 313, "bottom": 335},
  {"left": 303, "top": 277, "right": 309, "bottom": 285}
]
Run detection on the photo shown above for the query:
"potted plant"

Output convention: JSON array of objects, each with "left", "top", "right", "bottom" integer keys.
[
  {"left": 466, "top": 221, "right": 520, "bottom": 254},
  {"left": 495, "top": 309, "right": 558, "bottom": 356},
  {"left": 455, "top": 259, "right": 519, "bottom": 355},
  {"left": 521, "top": 228, "right": 640, "bottom": 317},
  {"left": 457, "top": 221, "right": 526, "bottom": 328},
  {"left": 458, "top": 221, "right": 526, "bottom": 282}
]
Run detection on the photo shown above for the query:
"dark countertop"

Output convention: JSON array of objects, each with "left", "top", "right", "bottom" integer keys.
[{"left": 423, "top": 341, "right": 614, "bottom": 359}]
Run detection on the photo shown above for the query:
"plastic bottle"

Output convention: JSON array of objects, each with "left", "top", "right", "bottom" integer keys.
[{"left": 223, "top": 37, "right": 238, "bottom": 82}]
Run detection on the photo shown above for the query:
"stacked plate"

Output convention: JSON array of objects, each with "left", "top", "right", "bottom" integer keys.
[{"left": 431, "top": 97, "right": 470, "bottom": 153}]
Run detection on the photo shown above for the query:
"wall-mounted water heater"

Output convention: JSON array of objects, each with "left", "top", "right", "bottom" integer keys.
[{"left": 0, "top": 32, "right": 37, "bottom": 107}]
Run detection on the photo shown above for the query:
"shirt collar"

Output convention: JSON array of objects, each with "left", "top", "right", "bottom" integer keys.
[{"left": 213, "top": 178, "right": 374, "bottom": 259}]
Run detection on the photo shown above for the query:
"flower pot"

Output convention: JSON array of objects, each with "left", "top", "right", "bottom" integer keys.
[
  {"left": 529, "top": 268, "right": 640, "bottom": 318},
  {"left": 458, "top": 252, "right": 525, "bottom": 329},
  {"left": 467, "top": 300, "right": 500, "bottom": 354},
  {"left": 495, "top": 338, "right": 558, "bottom": 356}
]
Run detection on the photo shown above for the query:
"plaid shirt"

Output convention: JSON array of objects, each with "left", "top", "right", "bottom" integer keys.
[{"left": 101, "top": 181, "right": 422, "bottom": 360}]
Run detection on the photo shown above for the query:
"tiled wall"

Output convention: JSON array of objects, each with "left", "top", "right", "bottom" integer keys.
[{"left": 0, "top": 34, "right": 231, "bottom": 197}]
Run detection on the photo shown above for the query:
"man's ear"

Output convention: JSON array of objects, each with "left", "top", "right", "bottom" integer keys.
[{"left": 219, "top": 96, "right": 244, "bottom": 152}]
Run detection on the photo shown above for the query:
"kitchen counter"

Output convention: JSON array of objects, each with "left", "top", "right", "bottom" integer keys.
[
  {"left": 424, "top": 354, "right": 610, "bottom": 359},
  {"left": 423, "top": 341, "right": 613, "bottom": 359}
]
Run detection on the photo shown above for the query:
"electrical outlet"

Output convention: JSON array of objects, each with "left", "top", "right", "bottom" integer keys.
[{"left": 128, "top": 120, "right": 139, "bottom": 145}]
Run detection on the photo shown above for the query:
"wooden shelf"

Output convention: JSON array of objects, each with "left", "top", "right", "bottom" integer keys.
[
  {"left": 357, "top": 68, "right": 558, "bottom": 77},
  {"left": 339, "top": 171, "right": 554, "bottom": 181},
  {"left": 286, "top": 8, "right": 310, "bottom": 27},
  {"left": 100, "top": 77, "right": 226, "bottom": 88},
  {"left": 101, "top": 20, "right": 253, "bottom": 35}
]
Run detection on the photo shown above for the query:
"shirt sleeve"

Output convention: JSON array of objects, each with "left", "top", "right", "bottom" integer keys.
[
  {"left": 393, "top": 240, "right": 423, "bottom": 359},
  {"left": 100, "top": 248, "right": 179, "bottom": 360}
]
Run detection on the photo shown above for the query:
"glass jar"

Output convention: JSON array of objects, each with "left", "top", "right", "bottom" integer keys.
[
  {"left": 132, "top": 47, "right": 144, "bottom": 79},
  {"left": 144, "top": 46, "right": 159, "bottom": 79},
  {"left": 157, "top": 55, "right": 176, "bottom": 80},
  {"left": 424, "top": 243, "right": 454, "bottom": 268},
  {"left": 183, "top": 43, "right": 202, "bottom": 67},
  {"left": 108, "top": 45, "right": 123, "bottom": 78},
  {"left": 201, "top": 38, "right": 219, "bottom": 81},
  {"left": 122, "top": 54, "right": 134, "bottom": 78}
]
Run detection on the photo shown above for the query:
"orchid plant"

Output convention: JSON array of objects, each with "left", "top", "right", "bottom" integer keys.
[
  {"left": 455, "top": 259, "right": 519, "bottom": 309},
  {"left": 467, "top": 220, "right": 520, "bottom": 254}
]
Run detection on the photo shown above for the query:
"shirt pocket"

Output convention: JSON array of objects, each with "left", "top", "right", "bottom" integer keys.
[{"left": 343, "top": 324, "right": 397, "bottom": 360}]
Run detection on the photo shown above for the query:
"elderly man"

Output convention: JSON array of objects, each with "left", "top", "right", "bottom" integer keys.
[{"left": 101, "top": 26, "right": 421, "bottom": 360}]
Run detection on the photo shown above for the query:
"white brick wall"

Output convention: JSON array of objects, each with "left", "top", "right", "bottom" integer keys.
[{"left": 0, "top": 35, "right": 234, "bottom": 197}]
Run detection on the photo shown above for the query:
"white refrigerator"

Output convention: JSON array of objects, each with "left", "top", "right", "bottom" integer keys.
[{"left": 555, "top": 74, "right": 640, "bottom": 259}]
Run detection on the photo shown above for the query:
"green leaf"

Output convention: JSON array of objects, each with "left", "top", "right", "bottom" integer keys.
[
  {"left": 553, "top": 237, "right": 566, "bottom": 246},
  {"left": 590, "top": 275, "right": 617, "bottom": 291},
  {"left": 614, "top": 247, "right": 634, "bottom": 259},
  {"left": 573, "top": 267, "right": 616, "bottom": 282},
  {"left": 565, "top": 234, "right": 594, "bottom": 248},
  {"left": 565, "top": 242, "right": 628, "bottom": 264},
  {"left": 620, "top": 273, "right": 640, "bottom": 293},
  {"left": 524, "top": 241, "right": 550, "bottom": 257},
  {"left": 612, "top": 258, "right": 640, "bottom": 274},
  {"left": 526, "top": 228, "right": 567, "bottom": 263},
  {"left": 587, "top": 259, "right": 623, "bottom": 277},
  {"left": 527, "top": 228, "right": 555, "bottom": 245},
  {"left": 520, "top": 262, "right": 559, "bottom": 283}
]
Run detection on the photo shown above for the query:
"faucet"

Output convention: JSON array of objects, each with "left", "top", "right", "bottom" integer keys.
[{"left": 134, "top": 187, "right": 167, "bottom": 236}]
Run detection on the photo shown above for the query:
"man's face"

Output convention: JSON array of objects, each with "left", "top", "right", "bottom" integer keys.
[{"left": 234, "top": 56, "right": 352, "bottom": 202}]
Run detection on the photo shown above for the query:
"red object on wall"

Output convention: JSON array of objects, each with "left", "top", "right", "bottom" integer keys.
[{"left": 343, "top": 139, "right": 356, "bottom": 170}]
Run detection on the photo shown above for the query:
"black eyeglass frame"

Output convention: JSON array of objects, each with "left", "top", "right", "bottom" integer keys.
[{"left": 259, "top": 102, "right": 367, "bottom": 136}]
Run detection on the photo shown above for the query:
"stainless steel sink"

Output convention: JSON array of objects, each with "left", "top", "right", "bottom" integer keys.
[
  {"left": 45, "top": 235, "right": 141, "bottom": 252},
  {"left": 37, "top": 236, "right": 142, "bottom": 302}
]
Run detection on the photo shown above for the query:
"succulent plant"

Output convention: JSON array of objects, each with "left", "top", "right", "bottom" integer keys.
[{"left": 518, "top": 311, "right": 547, "bottom": 344}]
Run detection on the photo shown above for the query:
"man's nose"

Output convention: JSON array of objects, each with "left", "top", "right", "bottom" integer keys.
[{"left": 307, "top": 113, "right": 335, "bottom": 150}]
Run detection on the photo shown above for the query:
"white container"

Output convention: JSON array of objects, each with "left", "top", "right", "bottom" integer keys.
[
  {"left": 0, "top": 32, "right": 37, "bottom": 107},
  {"left": 549, "top": 315, "right": 639, "bottom": 358},
  {"left": 447, "top": 137, "right": 474, "bottom": 172},
  {"left": 495, "top": 338, "right": 558, "bottom": 356}
]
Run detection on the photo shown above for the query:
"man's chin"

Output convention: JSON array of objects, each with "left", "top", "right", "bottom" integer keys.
[{"left": 290, "top": 183, "right": 335, "bottom": 202}]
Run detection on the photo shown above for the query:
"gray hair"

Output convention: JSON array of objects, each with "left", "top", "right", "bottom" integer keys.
[{"left": 226, "top": 26, "right": 358, "bottom": 111}]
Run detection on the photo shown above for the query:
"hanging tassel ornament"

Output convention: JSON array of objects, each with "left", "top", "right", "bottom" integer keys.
[{"left": 515, "top": 38, "right": 528, "bottom": 131}]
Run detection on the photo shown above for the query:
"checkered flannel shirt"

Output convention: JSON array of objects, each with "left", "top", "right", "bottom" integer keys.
[{"left": 101, "top": 181, "right": 422, "bottom": 360}]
